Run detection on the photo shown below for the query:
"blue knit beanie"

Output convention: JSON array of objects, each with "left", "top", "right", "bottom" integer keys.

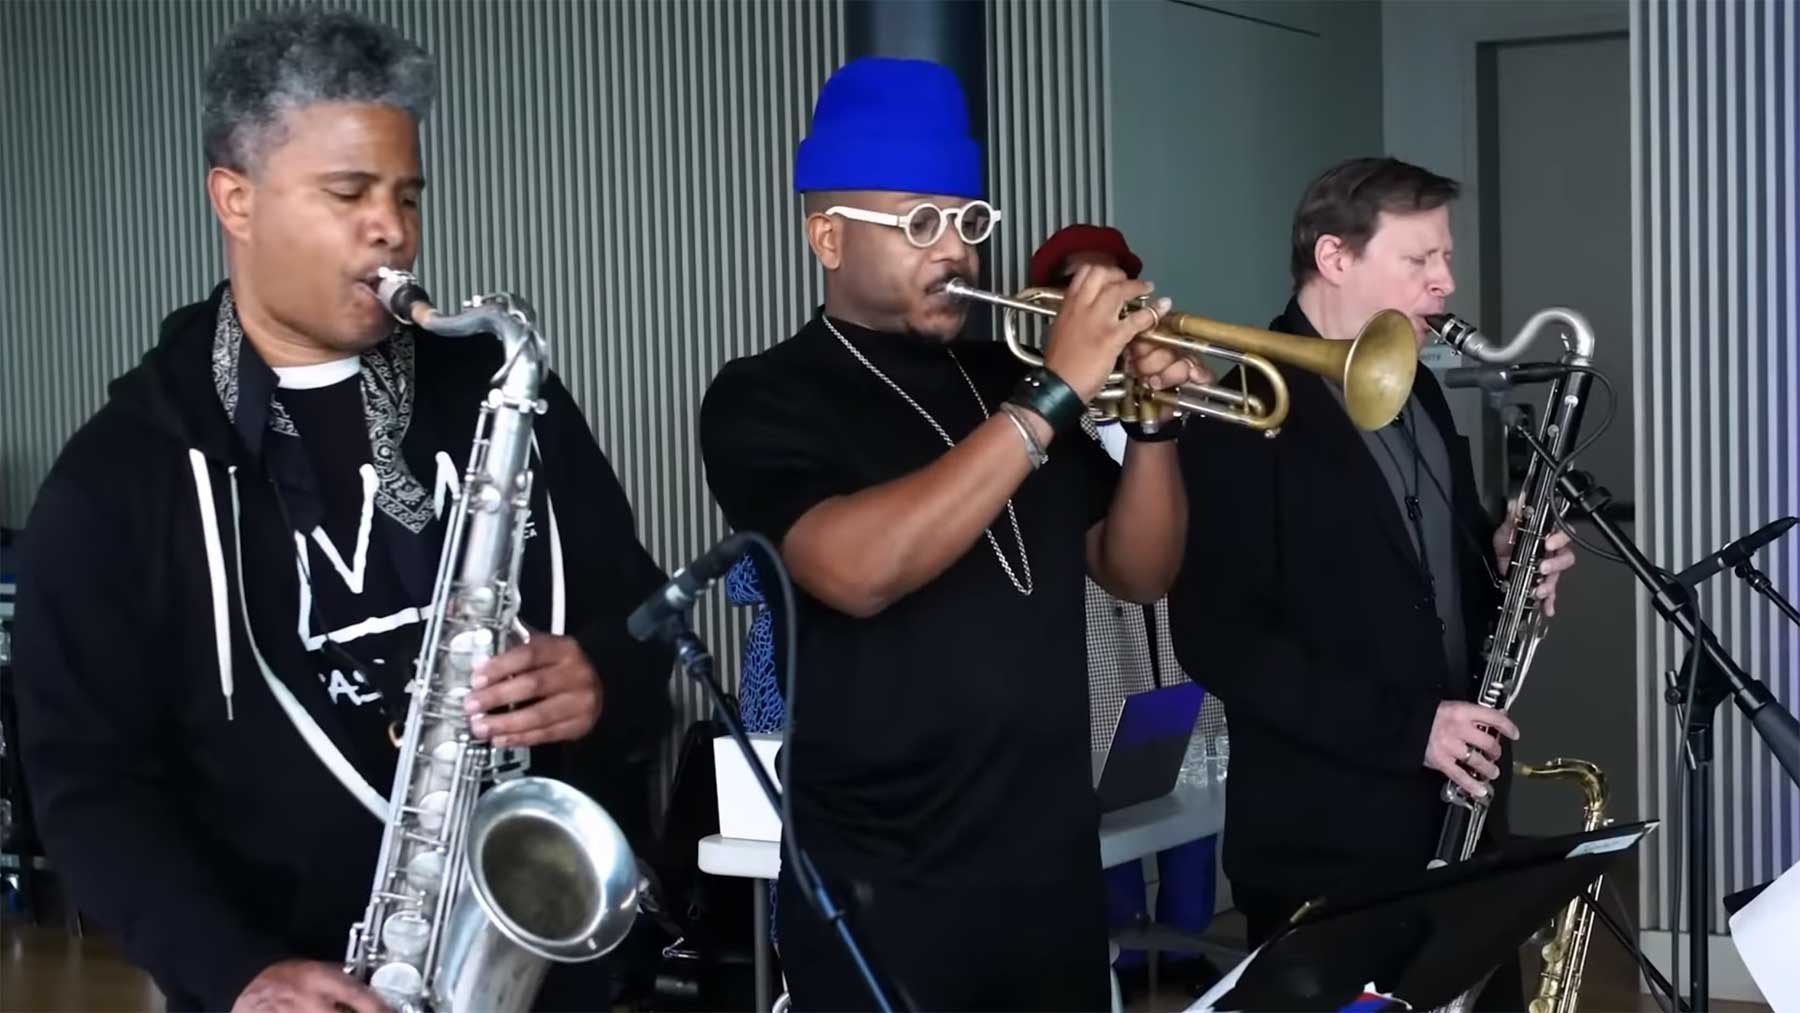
[{"left": 795, "top": 57, "right": 983, "bottom": 198}]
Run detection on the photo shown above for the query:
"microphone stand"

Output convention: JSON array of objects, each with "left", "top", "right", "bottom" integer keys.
[
  {"left": 652, "top": 610, "right": 901, "bottom": 1013},
  {"left": 1576, "top": 891, "right": 1689, "bottom": 1012},
  {"left": 1730, "top": 556, "right": 1800, "bottom": 628},
  {"left": 1512, "top": 425, "right": 1800, "bottom": 1012}
]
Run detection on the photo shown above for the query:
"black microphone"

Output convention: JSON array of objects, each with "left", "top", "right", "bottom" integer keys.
[
  {"left": 1676, "top": 516, "right": 1799, "bottom": 589},
  {"left": 1442, "top": 361, "right": 1571, "bottom": 391},
  {"left": 626, "top": 531, "right": 756, "bottom": 641}
]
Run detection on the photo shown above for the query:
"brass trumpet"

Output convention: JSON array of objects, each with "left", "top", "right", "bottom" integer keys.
[{"left": 945, "top": 279, "right": 1418, "bottom": 434}]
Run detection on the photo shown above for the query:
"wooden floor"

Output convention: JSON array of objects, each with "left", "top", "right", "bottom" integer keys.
[
  {"left": 1, "top": 921, "right": 164, "bottom": 1013},
  {"left": 0, "top": 914, "right": 1774, "bottom": 1013}
]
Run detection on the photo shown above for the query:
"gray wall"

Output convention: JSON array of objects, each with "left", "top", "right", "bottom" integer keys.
[
  {"left": 1110, "top": 0, "right": 1385, "bottom": 328},
  {"left": 1485, "top": 32, "right": 1637, "bottom": 833},
  {"left": 1382, "top": 0, "right": 1630, "bottom": 480},
  {"left": 989, "top": 0, "right": 1112, "bottom": 293}
]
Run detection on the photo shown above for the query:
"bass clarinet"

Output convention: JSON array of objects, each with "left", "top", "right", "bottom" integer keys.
[
  {"left": 1424, "top": 307, "right": 1597, "bottom": 867},
  {"left": 343, "top": 269, "right": 640, "bottom": 1013},
  {"left": 1420, "top": 309, "right": 1597, "bottom": 1013}
]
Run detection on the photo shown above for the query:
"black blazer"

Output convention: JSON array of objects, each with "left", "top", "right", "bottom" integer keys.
[{"left": 1170, "top": 298, "right": 1505, "bottom": 900}]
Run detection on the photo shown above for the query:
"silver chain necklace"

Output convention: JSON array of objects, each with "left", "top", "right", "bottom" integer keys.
[{"left": 823, "top": 316, "right": 1034, "bottom": 596}]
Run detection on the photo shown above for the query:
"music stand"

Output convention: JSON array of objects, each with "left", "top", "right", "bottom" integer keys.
[{"left": 1192, "top": 822, "right": 1659, "bottom": 1011}]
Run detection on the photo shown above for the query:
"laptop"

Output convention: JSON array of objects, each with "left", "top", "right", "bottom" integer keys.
[{"left": 1092, "top": 682, "right": 1206, "bottom": 813}]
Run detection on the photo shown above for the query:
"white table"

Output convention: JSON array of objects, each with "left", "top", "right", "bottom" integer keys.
[{"left": 698, "top": 780, "right": 1227, "bottom": 1011}]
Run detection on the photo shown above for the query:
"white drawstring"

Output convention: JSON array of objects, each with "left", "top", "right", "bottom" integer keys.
[
  {"left": 187, "top": 450, "right": 235, "bottom": 721},
  {"left": 547, "top": 493, "right": 566, "bottom": 635},
  {"left": 530, "top": 435, "right": 567, "bottom": 636}
]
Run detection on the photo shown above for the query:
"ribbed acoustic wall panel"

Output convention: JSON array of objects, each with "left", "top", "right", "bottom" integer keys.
[
  {"left": 0, "top": 0, "right": 845, "bottom": 799},
  {"left": 1633, "top": 0, "right": 1798, "bottom": 934},
  {"left": 985, "top": 0, "right": 1112, "bottom": 293}
]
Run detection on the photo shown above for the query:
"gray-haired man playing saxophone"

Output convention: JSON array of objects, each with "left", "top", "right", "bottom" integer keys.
[{"left": 12, "top": 10, "right": 670, "bottom": 1011}]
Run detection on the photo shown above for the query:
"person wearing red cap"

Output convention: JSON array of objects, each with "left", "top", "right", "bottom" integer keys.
[
  {"left": 1032, "top": 224, "right": 1223, "bottom": 996},
  {"left": 700, "top": 59, "right": 1208, "bottom": 1011},
  {"left": 1027, "top": 224, "right": 1145, "bottom": 292}
]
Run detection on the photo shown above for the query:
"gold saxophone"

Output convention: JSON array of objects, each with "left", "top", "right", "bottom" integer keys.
[{"left": 1516, "top": 758, "right": 1609, "bottom": 1013}]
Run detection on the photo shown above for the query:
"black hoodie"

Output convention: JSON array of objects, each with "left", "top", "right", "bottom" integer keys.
[{"left": 13, "top": 283, "right": 674, "bottom": 1010}]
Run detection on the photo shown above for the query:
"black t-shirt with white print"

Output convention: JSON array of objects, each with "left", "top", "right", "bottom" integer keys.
[{"left": 270, "top": 359, "right": 439, "bottom": 789}]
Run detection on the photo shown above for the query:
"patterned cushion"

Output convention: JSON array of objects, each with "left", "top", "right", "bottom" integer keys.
[{"left": 726, "top": 555, "right": 786, "bottom": 734}]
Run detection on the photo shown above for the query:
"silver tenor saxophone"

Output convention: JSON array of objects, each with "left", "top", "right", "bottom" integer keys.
[
  {"left": 343, "top": 268, "right": 640, "bottom": 1013},
  {"left": 1421, "top": 308, "right": 1598, "bottom": 1011}
]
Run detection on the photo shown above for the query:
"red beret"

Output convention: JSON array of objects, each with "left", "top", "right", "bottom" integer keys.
[{"left": 1028, "top": 224, "right": 1144, "bottom": 288}]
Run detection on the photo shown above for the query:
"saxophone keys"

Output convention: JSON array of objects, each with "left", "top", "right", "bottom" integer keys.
[
  {"left": 404, "top": 849, "right": 447, "bottom": 895},
  {"left": 370, "top": 962, "right": 425, "bottom": 1011},
  {"left": 420, "top": 738, "right": 464, "bottom": 793},
  {"left": 473, "top": 482, "right": 504, "bottom": 513},
  {"left": 447, "top": 627, "right": 494, "bottom": 669},
  {"left": 415, "top": 790, "right": 451, "bottom": 833},
  {"left": 381, "top": 912, "right": 432, "bottom": 961}
]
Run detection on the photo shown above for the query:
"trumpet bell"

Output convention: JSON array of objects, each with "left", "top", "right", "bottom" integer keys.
[
  {"left": 1340, "top": 310, "right": 1419, "bottom": 430},
  {"left": 1152, "top": 305, "right": 1417, "bottom": 432}
]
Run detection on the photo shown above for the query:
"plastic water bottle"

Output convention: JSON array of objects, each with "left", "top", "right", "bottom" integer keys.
[
  {"left": 1177, "top": 719, "right": 1210, "bottom": 787},
  {"left": 1207, "top": 730, "right": 1231, "bottom": 783}
]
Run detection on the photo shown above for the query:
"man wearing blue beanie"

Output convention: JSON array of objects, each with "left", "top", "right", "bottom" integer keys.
[{"left": 701, "top": 57, "right": 1206, "bottom": 1010}]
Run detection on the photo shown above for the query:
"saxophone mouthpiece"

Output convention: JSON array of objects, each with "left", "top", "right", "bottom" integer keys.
[{"left": 374, "top": 266, "right": 435, "bottom": 326}]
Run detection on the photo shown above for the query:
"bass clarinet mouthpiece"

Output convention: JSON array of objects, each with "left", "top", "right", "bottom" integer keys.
[
  {"left": 1426, "top": 312, "right": 1492, "bottom": 356},
  {"left": 374, "top": 266, "right": 435, "bottom": 326}
]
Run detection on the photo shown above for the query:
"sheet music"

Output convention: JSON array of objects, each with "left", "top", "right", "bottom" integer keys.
[
  {"left": 1184, "top": 943, "right": 1263, "bottom": 1012},
  {"left": 1728, "top": 858, "right": 1798, "bottom": 1010}
]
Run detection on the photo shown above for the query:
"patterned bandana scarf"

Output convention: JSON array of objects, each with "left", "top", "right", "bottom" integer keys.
[{"left": 211, "top": 286, "right": 437, "bottom": 533}]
